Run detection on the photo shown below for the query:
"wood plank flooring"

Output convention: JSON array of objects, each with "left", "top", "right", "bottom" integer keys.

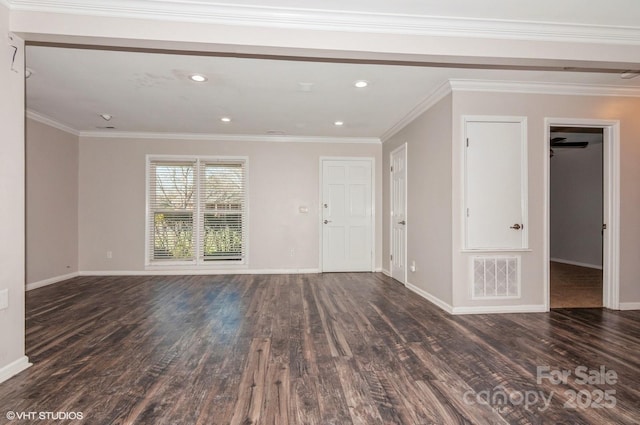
[
  {"left": 550, "top": 261, "right": 603, "bottom": 308},
  {"left": 1, "top": 273, "right": 639, "bottom": 424}
]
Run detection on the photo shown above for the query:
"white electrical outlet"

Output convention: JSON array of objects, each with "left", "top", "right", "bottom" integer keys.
[
  {"left": 410, "top": 261, "right": 416, "bottom": 273},
  {"left": 107, "top": 251, "right": 113, "bottom": 259},
  {"left": 0, "top": 289, "right": 8, "bottom": 310}
]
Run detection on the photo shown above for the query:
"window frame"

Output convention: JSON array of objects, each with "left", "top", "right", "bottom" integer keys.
[{"left": 145, "top": 154, "right": 249, "bottom": 269}]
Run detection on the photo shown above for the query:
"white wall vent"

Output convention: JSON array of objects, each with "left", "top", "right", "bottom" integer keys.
[{"left": 472, "top": 256, "right": 520, "bottom": 299}]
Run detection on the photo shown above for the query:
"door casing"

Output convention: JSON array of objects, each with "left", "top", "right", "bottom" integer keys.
[{"left": 544, "top": 118, "right": 620, "bottom": 310}]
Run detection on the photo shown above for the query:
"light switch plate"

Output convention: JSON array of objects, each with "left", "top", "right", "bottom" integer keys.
[{"left": 0, "top": 289, "right": 8, "bottom": 310}]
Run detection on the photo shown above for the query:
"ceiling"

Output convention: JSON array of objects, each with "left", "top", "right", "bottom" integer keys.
[
  {"left": 10, "top": 0, "right": 640, "bottom": 28},
  {"left": 550, "top": 129, "right": 603, "bottom": 160},
  {"left": 21, "top": 0, "right": 640, "bottom": 139},
  {"left": 551, "top": 129, "right": 603, "bottom": 145}
]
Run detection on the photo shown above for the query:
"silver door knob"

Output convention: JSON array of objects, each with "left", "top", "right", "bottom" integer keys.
[
  {"left": 324, "top": 220, "right": 331, "bottom": 224},
  {"left": 398, "top": 220, "right": 406, "bottom": 225},
  {"left": 510, "top": 223, "right": 522, "bottom": 230}
]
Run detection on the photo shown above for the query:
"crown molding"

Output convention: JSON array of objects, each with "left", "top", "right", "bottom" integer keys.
[
  {"left": 26, "top": 109, "right": 380, "bottom": 143},
  {"left": 381, "top": 80, "right": 452, "bottom": 142},
  {"left": 0, "top": 0, "right": 10, "bottom": 9},
  {"left": 78, "top": 130, "right": 381, "bottom": 144},
  {"left": 449, "top": 79, "right": 640, "bottom": 97},
  {"left": 26, "top": 109, "right": 80, "bottom": 135},
  {"left": 7, "top": 0, "right": 640, "bottom": 45},
  {"left": 382, "top": 78, "right": 640, "bottom": 143}
]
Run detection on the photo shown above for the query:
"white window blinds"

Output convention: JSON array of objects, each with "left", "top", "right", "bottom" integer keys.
[
  {"left": 149, "top": 161, "right": 196, "bottom": 261},
  {"left": 148, "top": 157, "right": 247, "bottom": 265},
  {"left": 200, "top": 162, "right": 246, "bottom": 261}
]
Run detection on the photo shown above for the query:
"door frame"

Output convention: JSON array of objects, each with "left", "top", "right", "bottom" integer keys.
[
  {"left": 544, "top": 118, "right": 620, "bottom": 310},
  {"left": 319, "top": 157, "right": 376, "bottom": 273},
  {"left": 389, "top": 143, "right": 408, "bottom": 285}
]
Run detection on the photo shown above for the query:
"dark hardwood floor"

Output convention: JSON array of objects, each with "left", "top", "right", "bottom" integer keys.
[
  {"left": 550, "top": 261, "right": 603, "bottom": 308},
  {"left": 1, "top": 273, "right": 639, "bottom": 424}
]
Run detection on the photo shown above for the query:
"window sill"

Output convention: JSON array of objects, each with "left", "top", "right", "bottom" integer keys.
[{"left": 461, "top": 248, "right": 532, "bottom": 253}]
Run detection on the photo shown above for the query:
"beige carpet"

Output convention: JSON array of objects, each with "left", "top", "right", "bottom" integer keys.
[{"left": 550, "top": 261, "right": 603, "bottom": 308}]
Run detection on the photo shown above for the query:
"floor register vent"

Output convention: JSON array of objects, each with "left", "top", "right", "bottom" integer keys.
[{"left": 472, "top": 256, "right": 520, "bottom": 299}]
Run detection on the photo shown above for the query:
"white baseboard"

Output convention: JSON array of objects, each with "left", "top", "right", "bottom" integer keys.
[
  {"left": 619, "top": 302, "right": 640, "bottom": 311},
  {"left": 404, "top": 280, "right": 546, "bottom": 315},
  {"left": 23, "top": 268, "right": 344, "bottom": 291},
  {"left": 381, "top": 268, "right": 391, "bottom": 277},
  {"left": 405, "top": 281, "right": 454, "bottom": 314},
  {"left": 0, "top": 356, "right": 31, "bottom": 384},
  {"left": 451, "top": 304, "right": 547, "bottom": 315},
  {"left": 550, "top": 258, "right": 603, "bottom": 270},
  {"left": 26, "top": 272, "right": 80, "bottom": 291},
  {"left": 79, "top": 268, "right": 321, "bottom": 276}
]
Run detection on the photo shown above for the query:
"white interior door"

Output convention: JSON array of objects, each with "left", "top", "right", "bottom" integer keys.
[
  {"left": 322, "top": 159, "right": 373, "bottom": 272},
  {"left": 390, "top": 144, "right": 407, "bottom": 284},
  {"left": 465, "top": 118, "right": 528, "bottom": 250}
]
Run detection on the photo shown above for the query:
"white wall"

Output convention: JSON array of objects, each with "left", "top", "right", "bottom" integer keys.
[
  {"left": 451, "top": 91, "right": 640, "bottom": 308},
  {"left": 78, "top": 136, "right": 382, "bottom": 272},
  {"left": 383, "top": 94, "right": 453, "bottom": 306},
  {"left": 0, "top": 5, "right": 29, "bottom": 382},
  {"left": 26, "top": 119, "right": 79, "bottom": 285},
  {"left": 550, "top": 139, "right": 603, "bottom": 268}
]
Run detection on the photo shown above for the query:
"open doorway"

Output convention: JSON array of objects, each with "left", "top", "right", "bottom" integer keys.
[{"left": 549, "top": 126, "right": 603, "bottom": 308}]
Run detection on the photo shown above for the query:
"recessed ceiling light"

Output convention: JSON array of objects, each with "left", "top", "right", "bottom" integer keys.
[
  {"left": 221, "top": 117, "right": 232, "bottom": 123},
  {"left": 354, "top": 80, "right": 369, "bottom": 88},
  {"left": 189, "top": 74, "right": 208, "bottom": 82},
  {"left": 334, "top": 121, "right": 344, "bottom": 126}
]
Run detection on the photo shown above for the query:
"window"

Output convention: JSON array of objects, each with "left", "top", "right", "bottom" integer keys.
[{"left": 147, "top": 156, "right": 247, "bottom": 266}]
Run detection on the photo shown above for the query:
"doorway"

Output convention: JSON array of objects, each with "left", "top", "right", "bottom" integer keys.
[
  {"left": 549, "top": 126, "right": 603, "bottom": 307},
  {"left": 545, "top": 119, "right": 620, "bottom": 310},
  {"left": 321, "top": 158, "right": 374, "bottom": 272}
]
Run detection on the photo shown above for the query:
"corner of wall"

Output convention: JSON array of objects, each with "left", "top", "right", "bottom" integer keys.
[
  {"left": 406, "top": 280, "right": 454, "bottom": 314},
  {"left": 0, "top": 10, "right": 27, "bottom": 380},
  {"left": 26, "top": 118, "right": 80, "bottom": 285}
]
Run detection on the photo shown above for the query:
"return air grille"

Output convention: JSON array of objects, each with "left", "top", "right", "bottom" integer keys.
[{"left": 472, "top": 256, "right": 520, "bottom": 299}]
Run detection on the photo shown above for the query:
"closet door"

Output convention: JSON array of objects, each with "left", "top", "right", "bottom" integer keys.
[{"left": 464, "top": 117, "right": 528, "bottom": 250}]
